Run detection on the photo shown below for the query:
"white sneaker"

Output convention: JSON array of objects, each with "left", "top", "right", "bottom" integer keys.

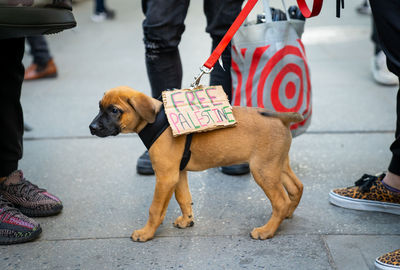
[
  {"left": 91, "top": 12, "right": 106, "bottom": 22},
  {"left": 91, "top": 9, "right": 115, "bottom": 23},
  {"left": 371, "top": 51, "right": 399, "bottom": 86}
]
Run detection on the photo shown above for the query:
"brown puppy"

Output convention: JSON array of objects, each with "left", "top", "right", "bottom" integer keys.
[{"left": 90, "top": 86, "right": 304, "bottom": 242}]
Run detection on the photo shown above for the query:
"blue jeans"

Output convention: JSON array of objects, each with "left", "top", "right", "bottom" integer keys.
[
  {"left": 141, "top": 0, "right": 244, "bottom": 100},
  {"left": 27, "top": 36, "right": 52, "bottom": 67}
]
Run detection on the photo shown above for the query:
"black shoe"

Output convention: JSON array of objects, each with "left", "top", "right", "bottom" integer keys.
[
  {"left": 0, "top": 0, "right": 76, "bottom": 39},
  {"left": 136, "top": 151, "right": 154, "bottom": 175},
  {"left": 220, "top": 163, "right": 250, "bottom": 175}
]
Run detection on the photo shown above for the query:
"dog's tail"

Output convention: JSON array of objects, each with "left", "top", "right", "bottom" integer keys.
[{"left": 259, "top": 111, "right": 304, "bottom": 126}]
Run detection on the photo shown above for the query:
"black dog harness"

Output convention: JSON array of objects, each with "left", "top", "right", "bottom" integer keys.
[{"left": 138, "top": 105, "right": 193, "bottom": 171}]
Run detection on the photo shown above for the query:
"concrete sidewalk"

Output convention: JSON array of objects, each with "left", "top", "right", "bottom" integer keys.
[{"left": 1, "top": 0, "right": 399, "bottom": 269}]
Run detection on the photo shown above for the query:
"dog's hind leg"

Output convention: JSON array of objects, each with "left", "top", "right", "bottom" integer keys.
[
  {"left": 250, "top": 159, "right": 291, "bottom": 240},
  {"left": 173, "top": 171, "right": 195, "bottom": 229},
  {"left": 131, "top": 171, "right": 179, "bottom": 242},
  {"left": 281, "top": 157, "right": 303, "bottom": 219}
]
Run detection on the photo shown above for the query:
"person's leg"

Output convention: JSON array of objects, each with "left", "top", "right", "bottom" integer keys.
[
  {"left": 330, "top": 77, "right": 400, "bottom": 269},
  {"left": 94, "top": 0, "right": 105, "bottom": 14},
  {"left": 0, "top": 38, "right": 43, "bottom": 245},
  {"left": 371, "top": 21, "right": 381, "bottom": 55},
  {"left": 383, "top": 85, "right": 400, "bottom": 193},
  {"left": 137, "top": 0, "right": 189, "bottom": 175},
  {"left": 0, "top": 38, "right": 63, "bottom": 217},
  {"left": 27, "top": 36, "right": 52, "bottom": 67},
  {"left": 92, "top": 0, "right": 115, "bottom": 21},
  {"left": 371, "top": 20, "right": 398, "bottom": 86},
  {"left": 203, "top": 0, "right": 244, "bottom": 102},
  {"left": 328, "top": 0, "right": 400, "bottom": 222},
  {"left": 370, "top": 0, "right": 400, "bottom": 181},
  {"left": 387, "top": 85, "right": 400, "bottom": 179},
  {"left": 0, "top": 38, "right": 24, "bottom": 179},
  {"left": 204, "top": 0, "right": 249, "bottom": 175},
  {"left": 209, "top": 37, "right": 234, "bottom": 101},
  {"left": 25, "top": 36, "right": 57, "bottom": 80},
  {"left": 142, "top": 0, "right": 189, "bottom": 98}
]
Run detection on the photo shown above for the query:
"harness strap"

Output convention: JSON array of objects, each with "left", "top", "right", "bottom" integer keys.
[
  {"left": 138, "top": 105, "right": 169, "bottom": 150},
  {"left": 138, "top": 104, "right": 193, "bottom": 171},
  {"left": 180, "top": 134, "right": 193, "bottom": 171}
]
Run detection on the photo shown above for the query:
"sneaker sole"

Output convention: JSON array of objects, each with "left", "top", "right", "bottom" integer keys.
[
  {"left": 0, "top": 7, "right": 76, "bottom": 39},
  {"left": 375, "top": 260, "right": 400, "bottom": 270},
  {"left": 25, "top": 71, "right": 58, "bottom": 80},
  {"left": 0, "top": 226, "right": 42, "bottom": 245},
  {"left": 19, "top": 204, "right": 63, "bottom": 217},
  {"left": 329, "top": 191, "right": 400, "bottom": 215}
]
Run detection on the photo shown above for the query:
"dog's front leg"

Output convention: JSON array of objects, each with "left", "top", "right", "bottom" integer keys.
[
  {"left": 131, "top": 172, "right": 179, "bottom": 242},
  {"left": 173, "top": 171, "right": 194, "bottom": 229}
]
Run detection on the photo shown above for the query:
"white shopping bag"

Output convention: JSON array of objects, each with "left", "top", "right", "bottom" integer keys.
[{"left": 231, "top": 0, "right": 312, "bottom": 137}]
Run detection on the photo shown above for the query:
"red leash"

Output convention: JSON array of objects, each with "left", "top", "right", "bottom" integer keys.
[
  {"left": 203, "top": 0, "right": 258, "bottom": 70},
  {"left": 191, "top": 0, "right": 324, "bottom": 88},
  {"left": 297, "top": 0, "right": 323, "bottom": 18},
  {"left": 191, "top": 0, "right": 258, "bottom": 87}
]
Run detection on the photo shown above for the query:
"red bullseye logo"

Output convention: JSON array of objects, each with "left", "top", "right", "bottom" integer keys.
[
  {"left": 285, "top": 82, "right": 296, "bottom": 99},
  {"left": 257, "top": 43, "right": 311, "bottom": 113},
  {"left": 231, "top": 39, "right": 312, "bottom": 130},
  {"left": 270, "top": 63, "right": 304, "bottom": 112}
]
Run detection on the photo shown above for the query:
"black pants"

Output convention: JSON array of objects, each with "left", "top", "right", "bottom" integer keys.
[
  {"left": 370, "top": 0, "right": 400, "bottom": 175},
  {"left": 94, "top": 0, "right": 106, "bottom": 13},
  {"left": 371, "top": 22, "right": 381, "bottom": 55},
  {"left": 0, "top": 38, "right": 25, "bottom": 177},
  {"left": 141, "top": 0, "right": 244, "bottom": 101}
]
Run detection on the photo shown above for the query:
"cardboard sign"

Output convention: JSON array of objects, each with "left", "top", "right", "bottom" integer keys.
[{"left": 162, "top": 86, "right": 237, "bottom": 136}]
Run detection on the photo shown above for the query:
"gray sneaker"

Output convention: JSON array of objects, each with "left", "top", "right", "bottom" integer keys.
[
  {"left": 0, "top": 170, "right": 63, "bottom": 217},
  {"left": 0, "top": 195, "right": 42, "bottom": 245}
]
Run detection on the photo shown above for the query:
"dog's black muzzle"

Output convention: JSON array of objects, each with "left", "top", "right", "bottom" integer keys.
[{"left": 89, "top": 111, "right": 120, "bottom": 137}]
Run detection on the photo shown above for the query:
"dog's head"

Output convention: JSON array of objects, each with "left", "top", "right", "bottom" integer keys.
[{"left": 89, "top": 86, "right": 161, "bottom": 137}]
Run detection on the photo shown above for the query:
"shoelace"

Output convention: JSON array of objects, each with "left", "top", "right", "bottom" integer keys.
[
  {"left": 354, "top": 174, "right": 384, "bottom": 193},
  {"left": 0, "top": 196, "right": 21, "bottom": 220},
  {"left": 13, "top": 179, "right": 46, "bottom": 200}
]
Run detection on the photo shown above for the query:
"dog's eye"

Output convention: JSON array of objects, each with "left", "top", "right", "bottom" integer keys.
[{"left": 111, "top": 108, "right": 119, "bottom": 114}]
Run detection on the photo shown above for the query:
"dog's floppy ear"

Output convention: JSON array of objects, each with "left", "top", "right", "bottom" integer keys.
[{"left": 127, "top": 93, "right": 158, "bottom": 123}]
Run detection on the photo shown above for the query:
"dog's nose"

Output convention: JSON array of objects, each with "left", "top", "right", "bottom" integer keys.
[{"left": 89, "top": 123, "right": 99, "bottom": 135}]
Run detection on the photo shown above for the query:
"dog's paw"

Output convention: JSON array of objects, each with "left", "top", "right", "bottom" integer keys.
[
  {"left": 250, "top": 227, "right": 274, "bottom": 240},
  {"left": 131, "top": 229, "right": 154, "bottom": 242},
  {"left": 173, "top": 216, "right": 194, "bottom": 229}
]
